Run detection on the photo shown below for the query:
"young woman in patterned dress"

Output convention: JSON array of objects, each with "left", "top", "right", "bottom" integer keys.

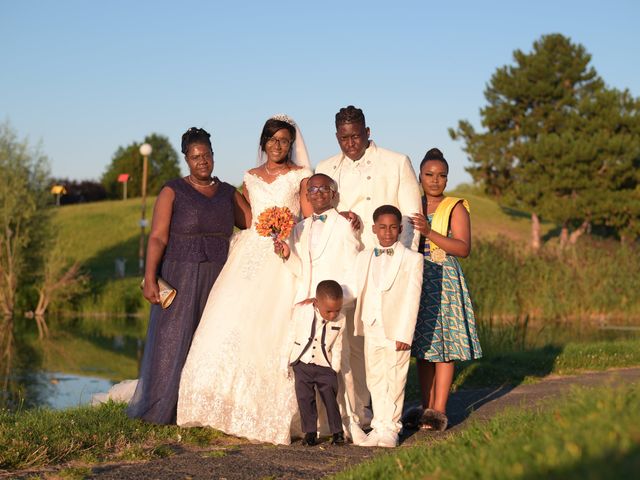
[{"left": 408, "top": 148, "right": 482, "bottom": 431}]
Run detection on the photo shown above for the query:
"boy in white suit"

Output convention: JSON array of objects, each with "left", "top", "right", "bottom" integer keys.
[
  {"left": 282, "top": 280, "right": 347, "bottom": 446},
  {"left": 274, "top": 173, "right": 366, "bottom": 442},
  {"left": 353, "top": 205, "right": 423, "bottom": 448},
  {"left": 275, "top": 173, "right": 361, "bottom": 303}
]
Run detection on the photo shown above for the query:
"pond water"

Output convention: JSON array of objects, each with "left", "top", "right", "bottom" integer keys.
[
  {"left": 26, "top": 372, "right": 115, "bottom": 410},
  {"left": 1, "top": 316, "right": 144, "bottom": 410},
  {"left": 0, "top": 316, "right": 638, "bottom": 411}
]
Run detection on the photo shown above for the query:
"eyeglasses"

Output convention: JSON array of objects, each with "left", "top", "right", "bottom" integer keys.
[
  {"left": 266, "top": 137, "right": 292, "bottom": 148},
  {"left": 307, "top": 185, "right": 334, "bottom": 194},
  {"left": 187, "top": 152, "right": 213, "bottom": 162}
]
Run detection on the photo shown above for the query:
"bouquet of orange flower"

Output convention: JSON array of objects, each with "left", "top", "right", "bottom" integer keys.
[{"left": 255, "top": 206, "right": 295, "bottom": 242}]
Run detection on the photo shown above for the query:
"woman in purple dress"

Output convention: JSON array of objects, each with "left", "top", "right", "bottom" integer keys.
[{"left": 127, "top": 127, "right": 251, "bottom": 424}]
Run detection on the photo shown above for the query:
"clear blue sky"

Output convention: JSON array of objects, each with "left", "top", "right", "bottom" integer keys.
[{"left": 2, "top": 0, "right": 639, "bottom": 188}]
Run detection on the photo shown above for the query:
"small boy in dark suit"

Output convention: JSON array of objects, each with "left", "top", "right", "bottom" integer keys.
[{"left": 282, "top": 280, "right": 346, "bottom": 446}]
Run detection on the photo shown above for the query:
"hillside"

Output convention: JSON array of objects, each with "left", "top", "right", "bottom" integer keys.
[
  {"left": 54, "top": 197, "right": 148, "bottom": 281},
  {"left": 53, "top": 190, "right": 547, "bottom": 281}
]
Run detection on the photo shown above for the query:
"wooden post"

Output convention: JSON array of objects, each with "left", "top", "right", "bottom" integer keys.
[{"left": 138, "top": 154, "right": 148, "bottom": 274}]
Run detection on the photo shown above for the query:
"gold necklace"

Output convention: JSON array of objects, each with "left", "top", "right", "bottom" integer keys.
[
  {"left": 187, "top": 175, "right": 216, "bottom": 187},
  {"left": 264, "top": 162, "right": 289, "bottom": 176}
]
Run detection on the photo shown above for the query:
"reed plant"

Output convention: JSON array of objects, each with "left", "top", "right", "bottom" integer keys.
[
  {"left": 461, "top": 238, "right": 640, "bottom": 322},
  {"left": 74, "top": 277, "right": 149, "bottom": 318}
]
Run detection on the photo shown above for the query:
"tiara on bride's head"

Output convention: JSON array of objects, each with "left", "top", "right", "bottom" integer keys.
[{"left": 270, "top": 113, "right": 297, "bottom": 128}]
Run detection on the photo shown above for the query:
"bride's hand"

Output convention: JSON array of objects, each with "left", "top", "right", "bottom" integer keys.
[{"left": 273, "top": 238, "right": 290, "bottom": 259}]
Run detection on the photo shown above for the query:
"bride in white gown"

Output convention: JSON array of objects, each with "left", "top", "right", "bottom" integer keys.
[{"left": 176, "top": 114, "right": 312, "bottom": 444}]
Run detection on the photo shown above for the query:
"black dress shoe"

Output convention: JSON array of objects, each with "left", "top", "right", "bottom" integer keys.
[
  {"left": 302, "top": 432, "right": 317, "bottom": 446},
  {"left": 331, "top": 431, "right": 345, "bottom": 445}
]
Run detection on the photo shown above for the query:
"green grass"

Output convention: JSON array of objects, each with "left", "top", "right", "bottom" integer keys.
[
  {"left": 50, "top": 197, "right": 154, "bottom": 316},
  {"left": 457, "top": 337, "right": 640, "bottom": 388},
  {"left": 52, "top": 197, "right": 149, "bottom": 281},
  {"left": 0, "top": 401, "right": 224, "bottom": 470},
  {"left": 405, "top": 337, "right": 640, "bottom": 402},
  {"left": 333, "top": 382, "right": 640, "bottom": 480},
  {"left": 449, "top": 186, "right": 554, "bottom": 242}
]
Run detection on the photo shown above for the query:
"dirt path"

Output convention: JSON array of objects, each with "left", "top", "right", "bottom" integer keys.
[{"left": 14, "top": 368, "right": 640, "bottom": 480}]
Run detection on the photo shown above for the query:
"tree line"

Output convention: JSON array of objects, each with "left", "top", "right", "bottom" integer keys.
[{"left": 53, "top": 133, "right": 181, "bottom": 204}]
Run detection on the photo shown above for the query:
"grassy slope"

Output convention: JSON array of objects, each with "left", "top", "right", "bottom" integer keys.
[
  {"left": 53, "top": 197, "right": 149, "bottom": 281},
  {"left": 449, "top": 187, "right": 554, "bottom": 241},
  {"left": 53, "top": 189, "right": 544, "bottom": 281}
]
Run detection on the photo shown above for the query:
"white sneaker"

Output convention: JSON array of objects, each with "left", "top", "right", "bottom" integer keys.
[
  {"left": 359, "top": 428, "right": 381, "bottom": 447},
  {"left": 377, "top": 430, "right": 399, "bottom": 448},
  {"left": 348, "top": 423, "right": 367, "bottom": 446}
]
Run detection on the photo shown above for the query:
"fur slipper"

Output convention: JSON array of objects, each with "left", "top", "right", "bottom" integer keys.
[
  {"left": 402, "top": 406, "right": 425, "bottom": 429},
  {"left": 420, "top": 409, "right": 448, "bottom": 431}
]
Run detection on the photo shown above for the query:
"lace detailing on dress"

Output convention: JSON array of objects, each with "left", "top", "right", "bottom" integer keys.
[
  {"left": 177, "top": 168, "right": 310, "bottom": 444},
  {"left": 235, "top": 168, "right": 311, "bottom": 281},
  {"left": 244, "top": 168, "right": 310, "bottom": 225}
]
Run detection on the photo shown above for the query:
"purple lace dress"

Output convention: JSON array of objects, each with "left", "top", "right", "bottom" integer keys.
[{"left": 127, "top": 177, "right": 235, "bottom": 424}]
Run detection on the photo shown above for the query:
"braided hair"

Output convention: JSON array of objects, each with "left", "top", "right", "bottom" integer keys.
[
  {"left": 335, "top": 105, "right": 366, "bottom": 128},
  {"left": 181, "top": 127, "right": 212, "bottom": 155}
]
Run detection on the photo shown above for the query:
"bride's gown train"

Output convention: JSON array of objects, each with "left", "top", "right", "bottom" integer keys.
[{"left": 177, "top": 168, "right": 311, "bottom": 445}]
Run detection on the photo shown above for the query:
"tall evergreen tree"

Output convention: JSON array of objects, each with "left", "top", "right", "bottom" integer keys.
[
  {"left": 101, "top": 133, "right": 181, "bottom": 199},
  {"left": 449, "top": 33, "right": 625, "bottom": 248},
  {"left": 574, "top": 88, "right": 640, "bottom": 243}
]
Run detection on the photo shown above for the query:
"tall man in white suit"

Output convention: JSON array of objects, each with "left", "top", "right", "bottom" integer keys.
[
  {"left": 275, "top": 173, "right": 365, "bottom": 441},
  {"left": 315, "top": 105, "right": 422, "bottom": 250},
  {"left": 352, "top": 205, "right": 423, "bottom": 448},
  {"left": 315, "top": 105, "right": 422, "bottom": 427}
]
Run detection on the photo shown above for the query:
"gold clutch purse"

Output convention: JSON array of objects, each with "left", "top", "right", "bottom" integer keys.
[{"left": 140, "top": 277, "right": 177, "bottom": 309}]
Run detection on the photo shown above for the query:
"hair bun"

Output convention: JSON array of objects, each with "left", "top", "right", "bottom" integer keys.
[{"left": 423, "top": 148, "right": 445, "bottom": 161}]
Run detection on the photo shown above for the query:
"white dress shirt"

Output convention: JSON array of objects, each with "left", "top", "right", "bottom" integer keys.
[
  {"left": 299, "top": 309, "right": 330, "bottom": 367},
  {"left": 361, "top": 242, "right": 398, "bottom": 328},
  {"left": 334, "top": 148, "right": 374, "bottom": 213},
  {"left": 309, "top": 215, "right": 325, "bottom": 257}
]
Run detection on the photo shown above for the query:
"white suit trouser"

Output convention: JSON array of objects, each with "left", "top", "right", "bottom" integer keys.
[
  {"left": 363, "top": 321, "right": 410, "bottom": 434},
  {"left": 343, "top": 307, "right": 371, "bottom": 426}
]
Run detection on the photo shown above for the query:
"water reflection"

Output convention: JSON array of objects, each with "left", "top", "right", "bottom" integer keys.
[
  {"left": 34, "top": 372, "right": 115, "bottom": 409},
  {"left": 0, "top": 315, "right": 145, "bottom": 410},
  {"left": 0, "top": 315, "right": 638, "bottom": 411}
]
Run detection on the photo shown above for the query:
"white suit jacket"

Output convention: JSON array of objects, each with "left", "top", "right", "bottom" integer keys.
[
  {"left": 282, "top": 303, "right": 346, "bottom": 373},
  {"left": 285, "top": 208, "right": 361, "bottom": 304},
  {"left": 315, "top": 141, "right": 422, "bottom": 250},
  {"left": 352, "top": 243, "right": 423, "bottom": 345}
]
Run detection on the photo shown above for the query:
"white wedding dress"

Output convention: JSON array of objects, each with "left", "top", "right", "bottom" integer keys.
[{"left": 177, "top": 167, "right": 311, "bottom": 444}]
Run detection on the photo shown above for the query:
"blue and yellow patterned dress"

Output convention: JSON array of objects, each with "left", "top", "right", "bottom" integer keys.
[{"left": 411, "top": 208, "right": 482, "bottom": 362}]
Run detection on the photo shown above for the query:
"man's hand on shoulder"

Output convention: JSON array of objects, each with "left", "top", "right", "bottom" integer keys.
[{"left": 339, "top": 211, "right": 362, "bottom": 231}]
